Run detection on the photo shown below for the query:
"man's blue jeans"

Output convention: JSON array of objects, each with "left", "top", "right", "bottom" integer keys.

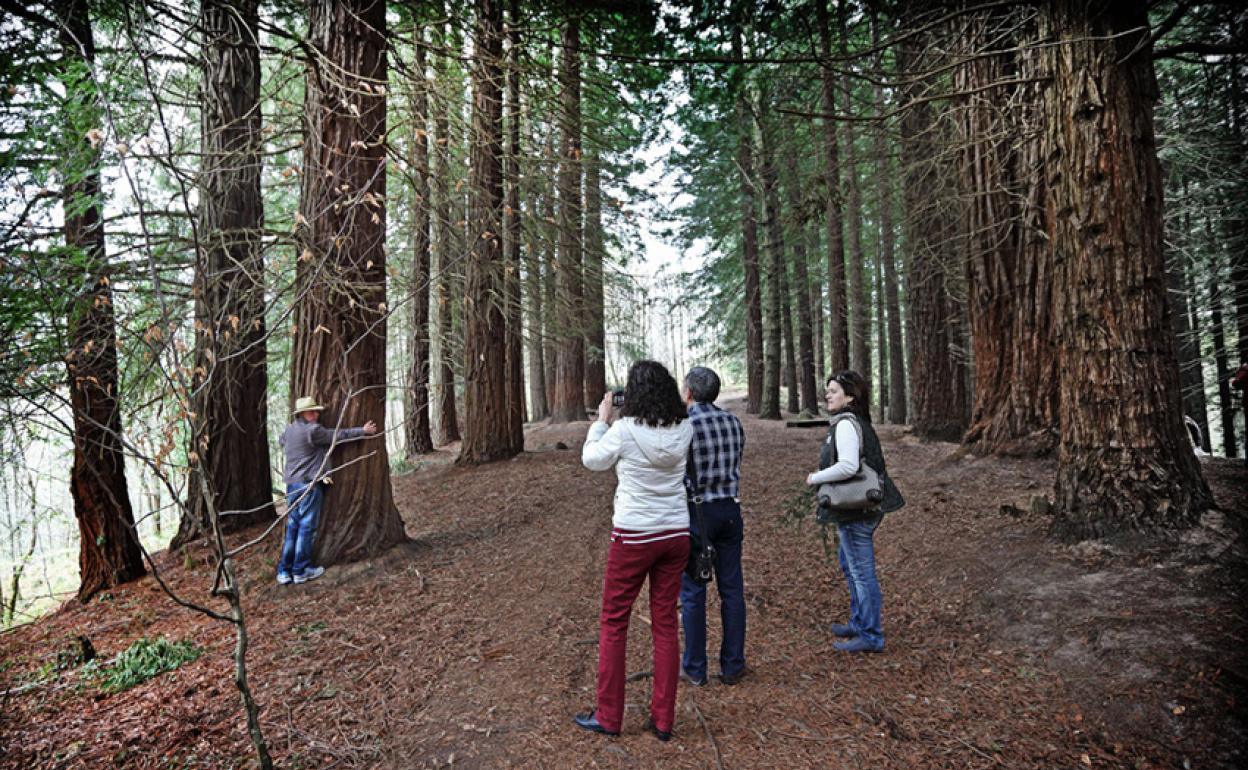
[
  {"left": 280, "top": 482, "right": 324, "bottom": 578},
  {"left": 680, "top": 498, "right": 746, "bottom": 681},
  {"left": 837, "top": 514, "right": 884, "bottom": 648}
]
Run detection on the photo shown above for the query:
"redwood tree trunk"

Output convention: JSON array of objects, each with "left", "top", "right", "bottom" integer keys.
[
  {"left": 839, "top": 2, "right": 869, "bottom": 383},
  {"left": 898, "top": 35, "right": 968, "bottom": 441},
  {"left": 177, "top": 0, "right": 275, "bottom": 548},
  {"left": 583, "top": 144, "right": 607, "bottom": 409},
  {"left": 1208, "top": 254, "right": 1238, "bottom": 457},
  {"left": 406, "top": 35, "right": 435, "bottom": 457},
  {"left": 873, "top": 11, "right": 905, "bottom": 423},
  {"left": 459, "top": 0, "right": 514, "bottom": 464},
  {"left": 817, "top": 0, "right": 849, "bottom": 373},
  {"left": 550, "top": 15, "right": 585, "bottom": 423},
  {"left": 56, "top": 0, "right": 145, "bottom": 603},
  {"left": 784, "top": 152, "right": 819, "bottom": 414},
  {"left": 504, "top": 0, "right": 526, "bottom": 449},
  {"left": 1168, "top": 251, "right": 1210, "bottom": 452},
  {"left": 293, "top": 0, "right": 407, "bottom": 564},
  {"left": 758, "top": 107, "right": 783, "bottom": 420},
  {"left": 432, "top": 26, "right": 461, "bottom": 445},
  {"left": 1046, "top": 0, "right": 1212, "bottom": 538},
  {"left": 734, "top": 23, "right": 764, "bottom": 414},
  {"left": 957, "top": 13, "right": 1058, "bottom": 455}
]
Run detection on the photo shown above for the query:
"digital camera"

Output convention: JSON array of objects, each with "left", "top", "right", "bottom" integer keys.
[{"left": 611, "top": 389, "right": 626, "bottom": 408}]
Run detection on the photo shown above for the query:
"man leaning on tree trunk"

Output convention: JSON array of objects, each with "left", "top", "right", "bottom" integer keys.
[{"left": 276, "top": 396, "right": 377, "bottom": 585}]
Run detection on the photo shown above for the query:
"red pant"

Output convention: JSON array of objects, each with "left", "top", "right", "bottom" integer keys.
[{"left": 595, "top": 529, "right": 689, "bottom": 734}]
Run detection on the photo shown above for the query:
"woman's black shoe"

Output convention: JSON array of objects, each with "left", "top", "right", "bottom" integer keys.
[
  {"left": 573, "top": 711, "right": 619, "bottom": 736},
  {"left": 643, "top": 718, "right": 672, "bottom": 742}
]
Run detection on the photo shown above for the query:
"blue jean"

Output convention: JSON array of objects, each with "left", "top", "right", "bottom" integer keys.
[
  {"left": 837, "top": 514, "right": 884, "bottom": 648},
  {"left": 680, "top": 498, "right": 746, "bottom": 680},
  {"left": 279, "top": 482, "right": 324, "bottom": 577}
]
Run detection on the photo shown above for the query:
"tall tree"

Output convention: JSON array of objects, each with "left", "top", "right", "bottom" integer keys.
[
  {"left": 734, "top": 21, "right": 764, "bottom": 413},
  {"left": 406, "top": 33, "right": 435, "bottom": 457},
  {"left": 1208, "top": 250, "right": 1238, "bottom": 457},
  {"left": 459, "top": 0, "right": 515, "bottom": 464},
  {"left": 292, "top": 0, "right": 407, "bottom": 563},
  {"left": 431, "top": 23, "right": 461, "bottom": 444},
  {"left": 838, "top": 0, "right": 870, "bottom": 382},
  {"left": 898, "top": 30, "right": 968, "bottom": 441},
  {"left": 176, "top": 0, "right": 276, "bottom": 547},
  {"left": 583, "top": 141, "right": 607, "bottom": 409},
  {"left": 873, "top": 10, "right": 906, "bottom": 423},
  {"left": 817, "top": 0, "right": 848, "bottom": 373},
  {"left": 503, "top": 0, "right": 526, "bottom": 450},
  {"left": 550, "top": 12, "right": 585, "bottom": 422},
  {"left": 55, "top": 0, "right": 145, "bottom": 602},
  {"left": 1045, "top": 0, "right": 1211, "bottom": 538},
  {"left": 1168, "top": 250, "right": 1210, "bottom": 452},
  {"left": 757, "top": 101, "right": 783, "bottom": 420},
  {"left": 783, "top": 151, "right": 819, "bottom": 414}
]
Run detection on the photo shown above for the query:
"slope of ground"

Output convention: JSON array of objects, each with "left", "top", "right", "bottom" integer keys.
[{"left": 2, "top": 399, "right": 1244, "bottom": 769}]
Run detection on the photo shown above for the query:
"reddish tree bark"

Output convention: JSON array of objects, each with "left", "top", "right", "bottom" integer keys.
[
  {"left": 431, "top": 24, "right": 461, "bottom": 445},
  {"left": 817, "top": 0, "right": 849, "bottom": 374},
  {"left": 459, "top": 0, "right": 515, "bottom": 464},
  {"left": 550, "top": 14, "right": 585, "bottom": 422},
  {"left": 583, "top": 144, "right": 607, "bottom": 410},
  {"left": 504, "top": 0, "right": 526, "bottom": 449},
  {"left": 757, "top": 106, "right": 783, "bottom": 421},
  {"left": 733, "top": 21, "right": 763, "bottom": 414},
  {"left": 898, "top": 35, "right": 968, "bottom": 441},
  {"left": 293, "top": 0, "right": 407, "bottom": 564},
  {"left": 178, "top": 0, "right": 276, "bottom": 548},
  {"left": 406, "top": 35, "right": 435, "bottom": 458},
  {"left": 55, "top": 0, "right": 145, "bottom": 603},
  {"left": 838, "top": 1, "right": 870, "bottom": 384},
  {"left": 1046, "top": 0, "right": 1212, "bottom": 538},
  {"left": 784, "top": 151, "right": 819, "bottom": 414}
]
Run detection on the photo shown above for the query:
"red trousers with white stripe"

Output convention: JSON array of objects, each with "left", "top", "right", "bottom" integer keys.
[{"left": 595, "top": 529, "right": 690, "bottom": 734}]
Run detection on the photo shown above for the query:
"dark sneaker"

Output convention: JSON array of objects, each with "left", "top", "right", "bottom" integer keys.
[
  {"left": 833, "top": 638, "right": 883, "bottom": 653},
  {"left": 572, "top": 711, "right": 619, "bottom": 736},
  {"left": 293, "top": 565, "right": 325, "bottom": 584},
  {"left": 829, "top": 622, "right": 857, "bottom": 638},
  {"left": 643, "top": 717, "right": 672, "bottom": 742},
  {"left": 717, "top": 668, "right": 749, "bottom": 685}
]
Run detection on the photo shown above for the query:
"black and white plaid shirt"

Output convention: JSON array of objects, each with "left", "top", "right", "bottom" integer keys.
[{"left": 684, "top": 401, "right": 745, "bottom": 502}]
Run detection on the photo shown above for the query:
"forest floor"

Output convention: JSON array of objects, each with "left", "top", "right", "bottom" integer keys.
[{"left": 1, "top": 398, "right": 1246, "bottom": 769}]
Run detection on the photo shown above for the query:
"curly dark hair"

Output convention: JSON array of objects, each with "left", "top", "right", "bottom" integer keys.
[
  {"left": 827, "top": 370, "right": 872, "bottom": 421},
  {"left": 621, "top": 360, "right": 687, "bottom": 427}
]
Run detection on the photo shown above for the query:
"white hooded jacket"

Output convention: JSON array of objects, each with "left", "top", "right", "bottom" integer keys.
[{"left": 582, "top": 416, "right": 694, "bottom": 532}]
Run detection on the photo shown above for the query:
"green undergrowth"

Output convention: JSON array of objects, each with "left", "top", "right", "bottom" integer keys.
[{"left": 80, "top": 636, "right": 201, "bottom": 694}]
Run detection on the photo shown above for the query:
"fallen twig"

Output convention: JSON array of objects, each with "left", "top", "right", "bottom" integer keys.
[{"left": 690, "top": 696, "right": 725, "bottom": 770}]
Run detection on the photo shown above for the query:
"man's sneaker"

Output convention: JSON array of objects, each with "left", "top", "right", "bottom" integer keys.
[
  {"left": 293, "top": 566, "right": 325, "bottom": 584},
  {"left": 276, "top": 572, "right": 293, "bottom": 585},
  {"left": 680, "top": 670, "right": 708, "bottom": 687},
  {"left": 717, "top": 668, "right": 749, "bottom": 685}
]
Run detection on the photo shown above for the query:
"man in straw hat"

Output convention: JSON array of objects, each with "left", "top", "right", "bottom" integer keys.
[{"left": 276, "top": 396, "right": 377, "bottom": 584}]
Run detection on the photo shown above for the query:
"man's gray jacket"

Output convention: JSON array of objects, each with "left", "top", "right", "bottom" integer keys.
[{"left": 279, "top": 418, "right": 367, "bottom": 485}]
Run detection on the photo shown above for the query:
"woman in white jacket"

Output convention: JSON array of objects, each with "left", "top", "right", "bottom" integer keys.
[{"left": 574, "top": 360, "right": 693, "bottom": 742}]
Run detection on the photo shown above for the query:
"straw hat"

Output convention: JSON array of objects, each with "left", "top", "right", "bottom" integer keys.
[{"left": 292, "top": 396, "right": 326, "bottom": 415}]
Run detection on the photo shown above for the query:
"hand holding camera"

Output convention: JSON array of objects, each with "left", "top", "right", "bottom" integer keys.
[{"left": 598, "top": 390, "right": 626, "bottom": 424}]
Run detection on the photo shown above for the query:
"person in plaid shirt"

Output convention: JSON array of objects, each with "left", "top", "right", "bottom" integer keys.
[{"left": 679, "top": 366, "right": 748, "bottom": 686}]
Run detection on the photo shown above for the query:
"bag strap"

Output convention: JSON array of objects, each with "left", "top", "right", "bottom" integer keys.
[{"left": 683, "top": 425, "right": 709, "bottom": 536}]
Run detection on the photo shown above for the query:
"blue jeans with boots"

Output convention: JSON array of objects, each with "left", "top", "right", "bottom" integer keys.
[
  {"left": 837, "top": 514, "right": 884, "bottom": 650},
  {"left": 679, "top": 498, "right": 747, "bottom": 682},
  {"left": 280, "top": 482, "right": 324, "bottom": 578}
]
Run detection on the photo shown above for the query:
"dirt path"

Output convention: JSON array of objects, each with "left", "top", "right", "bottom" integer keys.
[{"left": 2, "top": 401, "right": 1244, "bottom": 769}]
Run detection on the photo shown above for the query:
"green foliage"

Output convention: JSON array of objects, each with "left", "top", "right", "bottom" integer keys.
[
  {"left": 778, "top": 483, "right": 834, "bottom": 560},
  {"left": 81, "top": 636, "right": 202, "bottom": 695}
]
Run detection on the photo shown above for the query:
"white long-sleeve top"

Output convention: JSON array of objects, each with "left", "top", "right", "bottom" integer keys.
[
  {"left": 582, "top": 417, "right": 694, "bottom": 532},
  {"left": 807, "top": 419, "right": 861, "bottom": 485}
]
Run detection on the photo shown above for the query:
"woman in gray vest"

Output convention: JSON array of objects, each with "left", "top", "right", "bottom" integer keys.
[{"left": 805, "top": 371, "right": 904, "bottom": 653}]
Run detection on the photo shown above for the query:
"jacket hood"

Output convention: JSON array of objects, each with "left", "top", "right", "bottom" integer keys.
[{"left": 624, "top": 417, "right": 692, "bottom": 466}]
